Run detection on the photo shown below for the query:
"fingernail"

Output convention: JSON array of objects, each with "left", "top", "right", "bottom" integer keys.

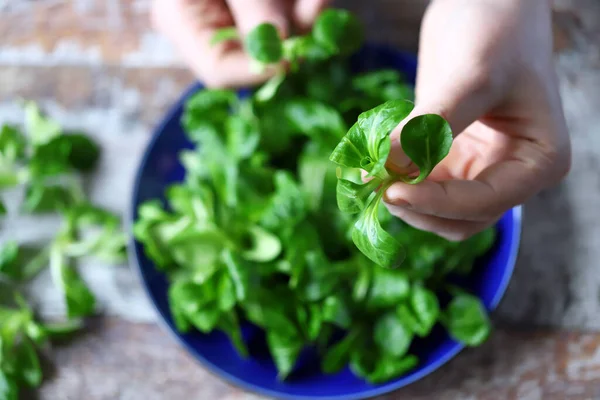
[{"left": 384, "top": 187, "right": 411, "bottom": 208}]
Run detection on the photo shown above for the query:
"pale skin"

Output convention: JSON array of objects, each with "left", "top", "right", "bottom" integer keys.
[{"left": 152, "top": 0, "right": 571, "bottom": 241}]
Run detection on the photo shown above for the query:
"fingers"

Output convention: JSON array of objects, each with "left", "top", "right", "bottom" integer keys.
[
  {"left": 225, "top": 0, "right": 290, "bottom": 36},
  {"left": 386, "top": 62, "right": 506, "bottom": 172},
  {"left": 384, "top": 203, "right": 496, "bottom": 242},
  {"left": 294, "top": 0, "right": 330, "bottom": 31},
  {"left": 152, "top": 0, "right": 276, "bottom": 88},
  {"left": 384, "top": 144, "right": 554, "bottom": 223}
]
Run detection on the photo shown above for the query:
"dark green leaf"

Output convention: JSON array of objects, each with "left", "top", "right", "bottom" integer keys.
[
  {"left": 400, "top": 114, "right": 453, "bottom": 184},
  {"left": 352, "top": 191, "right": 405, "bottom": 269},
  {"left": 245, "top": 23, "right": 283, "bottom": 64},
  {"left": 351, "top": 352, "right": 418, "bottom": 384},
  {"left": 397, "top": 285, "right": 440, "bottom": 337},
  {"left": 187, "top": 307, "right": 221, "bottom": 333},
  {"left": 330, "top": 100, "right": 414, "bottom": 178},
  {"left": 298, "top": 142, "right": 338, "bottom": 211},
  {"left": 312, "top": 9, "right": 364, "bottom": 55},
  {"left": 222, "top": 250, "right": 254, "bottom": 302},
  {"left": 374, "top": 312, "right": 412, "bottom": 357},
  {"left": 15, "top": 340, "right": 42, "bottom": 388},
  {"left": 443, "top": 293, "right": 491, "bottom": 346},
  {"left": 352, "top": 70, "right": 403, "bottom": 92},
  {"left": 282, "top": 99, "right": 346, "bottom": 142},
  {"left": 218, "top": 311, "right": 248, "bottom": 357},
  {"left": 321, "top": 329, "right": 361, "bottom": 374},
  {"left": 322, "top": 295, "right": 351, "bottom": 328},
  {"left": 167, "top": 184, "right": 214, "bottom": 224},
  {"left": 184, "top": 89, "right": 236, "bottom": 118},
  {"left": 329, "top": 123, "right": 368, "bottom": 171},
  {"left": 49, "top": 245, "right": 95, "bottom": 319},
  {"left": 335, "top": 176, "right": 381, "bottom": 214},
  {"left": 21, "top": 183, "right": 76, "bottom": 214},
  {"left": 0, "top": 242, "right": 19, "bottom": 278},
  {"left": 0, "top": 125, "right": 26, "bottom": 161},
  {"left": 365, "top": 267, "right": 410, "bottom": 308},
  {"left": 266, "top": 330, "right": 304, "bottom": 380},
  {"left": 226, "top": 115, "right": 260, "bottom": 160},
  {"left": 0, "top": 244, "right": 49, "bottom": 282},
  {"left": 410, "top": 286, "right": 440, "bottom": 335},
  {"left": 357, "top": 100, "right": 415, "bottom": 177},
  {"left": 260, "top": 171, "right": 307, "bottom": 231},
  {"left": 467, "top": 227, "right": 497, "bottom": 257},
  {"left": 168, "top": 282, "right": 191, "bottom": 333},
  {"left": 217, "top": 272, "right": 236, "bottom": 312},
  {"left": 296, "top": 251, "right": 340, "bottom": 301},
  {"left": 0, "top": 370, "right": 18, "bottom": 400},
  {"left": 28, "top": 136, "right": 72, "bottom": 178},
  {"left": 63, "top": 133, "right": 100, "bottom": 172},
  {"left": 169, "top": 278, "right": 221, "bottom": 333},
  {"left": 0, "top": 200, "right": 5, "bottom": 215}
]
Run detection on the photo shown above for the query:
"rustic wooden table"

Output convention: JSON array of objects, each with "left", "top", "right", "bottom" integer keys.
[{"left": 2, "top": 0, "right": 600, "bottom": 399}]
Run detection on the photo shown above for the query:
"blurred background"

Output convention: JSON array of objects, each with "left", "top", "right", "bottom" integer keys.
[{"left": 1, "top": 0, "right": 600, "bottom": 399}]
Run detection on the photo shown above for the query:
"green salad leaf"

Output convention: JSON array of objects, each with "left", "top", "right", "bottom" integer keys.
[
  {"left": 134, "top": 7, "right": 497, "bottom": 386},
  {"left": 245, "top": 23, "right": 284, "bottom": 64},
  {"left": 0, "top": 102, "right": 126, "bottom": 398},
  {"left": 442, "top": 293, "right": 491, "bottom": 346}
]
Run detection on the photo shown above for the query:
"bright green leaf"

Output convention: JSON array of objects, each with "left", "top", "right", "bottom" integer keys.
[
  {"left": 443, "top": 293, "right": 491, "bottom": 346},
  {"left": 335, "top": 176, "right": 381, "bottom": 214},
  {"left": 245, "top": 23, "right": 283, "bottom": 64},
  {"left": 365, "top": 267, "right": 410, "bottom": 308},
  {"left": 352, "top": 191, "right": 405, "bottom": 269},
  {"left": 255, "top": 72, "right": 286, "bottom": 102},
  {"left": 266, "top": 330, "right": 304, "bottom": 380},
  {"left": 241, "top": 226, "right": 282, "bottom": 263},
  {"left": 312, "top": 9, "right": 364, "bottom": 55},
  {"left": 49, "top": 244, "right": 96, "bottom": 319},
  {"left": 397, "top": 285, "right": 440, "bottom": 337},
  {"left": 400, "top": 114, "right": 453, "bottom": 184},
  {"left": 25, "top": 102, "right": 62, "bottom": 146},
  {"left": 374, "top": 312, "right": 412, "bottom": 357}
]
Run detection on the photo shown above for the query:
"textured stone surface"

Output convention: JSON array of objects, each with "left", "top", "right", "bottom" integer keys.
[{"left": 35, "top": 318, "right": 600, "bottom": 400}]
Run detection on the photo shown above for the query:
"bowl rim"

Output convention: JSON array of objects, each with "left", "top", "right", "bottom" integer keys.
[{"left": 126, "top": 45, "right": 523, "bottom": 400}]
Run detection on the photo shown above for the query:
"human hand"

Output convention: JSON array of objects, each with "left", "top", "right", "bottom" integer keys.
[
  {"left": 383, "top": 0, "right": 571, "bottom": 241},
  {"left": 152, "top": 0, "right": 329, "bottom": 88}
]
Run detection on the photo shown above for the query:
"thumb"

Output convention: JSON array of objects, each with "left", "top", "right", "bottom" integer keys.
[
  {"left": 387, "top": 69, "right": 503, "bottom": 172},
  {"left": 226, "top": 0, "right": 290, "bottom": 37}
]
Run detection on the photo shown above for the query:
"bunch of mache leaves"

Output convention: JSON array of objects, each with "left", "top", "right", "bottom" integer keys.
[
  {"left": 133, "top": 8, "right": 496, "bottom": 384},
  {"left": 0, "top": 103, "right": 126, "bottom": 399}
]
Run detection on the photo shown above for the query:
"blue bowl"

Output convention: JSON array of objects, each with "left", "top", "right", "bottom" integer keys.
[{"left": 128, "top": 44, "right": 522, "bottom": 400}]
